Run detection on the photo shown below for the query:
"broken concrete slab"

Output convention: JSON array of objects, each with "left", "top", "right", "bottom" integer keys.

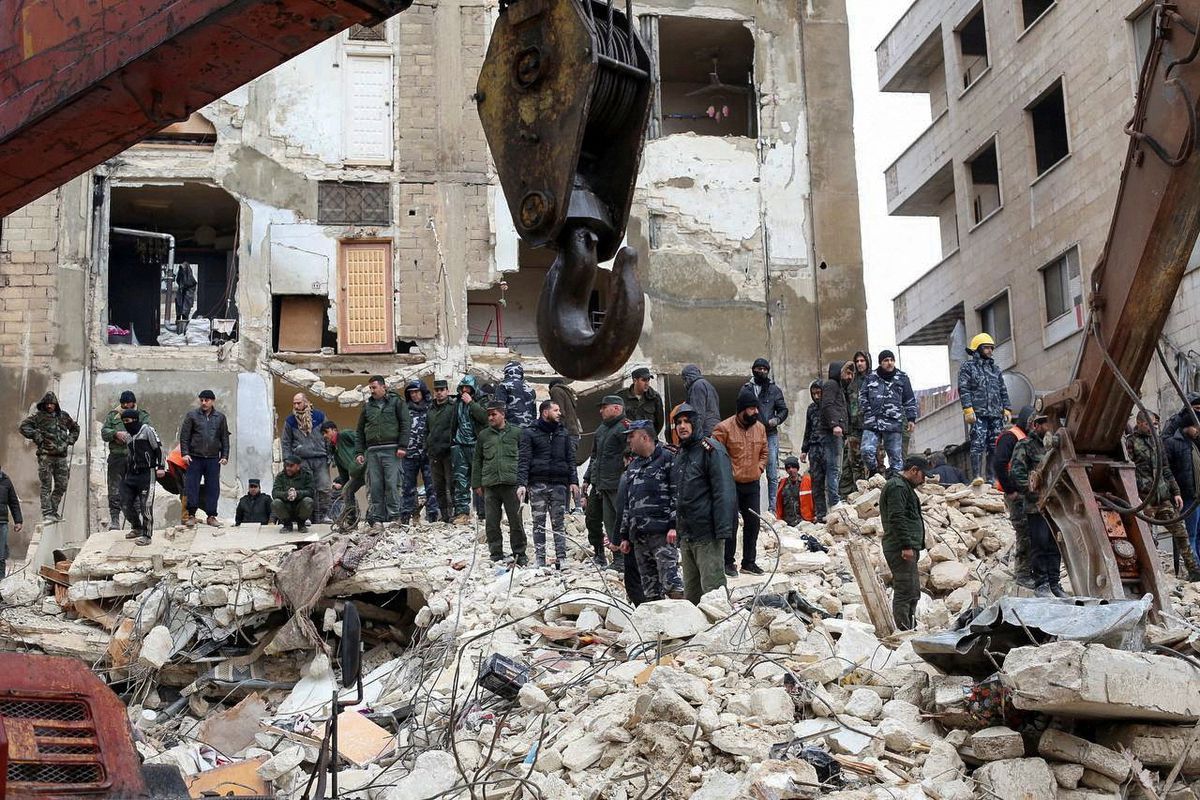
[
  {"left": 195, "top": 692, "right": 268, "bottom": 756},
  {"left": 137, "top": 625, "right": 173, "bottom": 669},
  {"left": 619, "top": 599, "right": 709, "bottom": 644},
  {"left": 1038, "top": 728, "right": 1130, "bottom": 783},
  {"left": 1052, "top": 761, "right": 1086, "bottom": 789},
  {"left": 1096, "top": 722, "right": 1200, "bottom": 773},
  {"left": 973, "top": 757, "right": 1057, "bottom": 800},
  {"left": 968, "top": 726, "right": 1024, "bottom": 761}
]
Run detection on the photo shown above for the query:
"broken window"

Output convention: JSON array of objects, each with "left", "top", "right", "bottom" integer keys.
[
  {"left": 956, "top": 5, "right": 989, "bottom": 90},
  {"left": 1028, "top": 80, "right": 1069, "bottom": 176},
  {"left": 318, "top": 182, "right": 391, "bottom": 225},
  {"left": 1021, "top": 0, "right": 1054, "bottom": 29},
  {"left": 337, "top": 241, "right": 394, "bottom": 354},
  {"left": 274, "top": 295, "right": 334, "bottom": 353},
  {"left": 1041, "top": 247, "right": 1082, "bottom": 323},
  {"left": 978, "top": 291, "right": 1012, "bottom": 346},
  {"left": 107, "top": 183, "right": 239, "bottom": 347},
  {"left": 348, "top": 22, "right": 387, "bottom": 42},
  {"left": 966, "top": 138, "right": 1001, "bottom": 225},
  {"left": 142, "top": 112, "right": 217, "bottom": 147},
  {"left": 656, "top": 16, "right": 756, "bottom": 138}
]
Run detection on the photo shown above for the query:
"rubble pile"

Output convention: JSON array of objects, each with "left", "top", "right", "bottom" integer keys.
[{"left": 2, "top": 477, "right": 1200, "bottom": 799}]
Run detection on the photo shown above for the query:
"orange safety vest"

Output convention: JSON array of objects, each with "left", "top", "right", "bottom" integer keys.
[{"left": 993, "top": 426, "right": 1026, "bottom": 491}]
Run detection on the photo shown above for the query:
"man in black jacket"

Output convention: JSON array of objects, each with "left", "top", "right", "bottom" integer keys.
[
  {"left": 0, "top": 466, "right": 23, "bottom": 578},
  {"left": 800, "top": 381, "right": 827, "bottom": 521},
  {"left": 681, "top": 365, "right": 721, "bottom": 438},
  {"left": 235, "top": 479, "right": 272, "bottom": 526},
  {"left": 1165, "top": 421, "right": 1200, "bottom": 562},
  {"left": 671, "top": 404, "right": 737, "bottom": 604},
  {"left": 424, "top": 380, "right": 455, "bottom": 519},
  {"left": 992, "top": 406, "right": 1036, "bottom": 587},
  {"left": 584, "top": 395, "right": 628, "bottom": 568},
  {"left": 744, "top": 357, "right": 788, "bottom": 503},
  {"left": 519, "top": 400, "right": 579, "bottom": 568},
  {"left": 816, "top": 361, "right": 853, "bottom": 511},
  {"left": 119, "top": 409, "right": 165, "bottom": 545},
  {"left": 179, "top": 389, "right": 230, "bottom": 527}
]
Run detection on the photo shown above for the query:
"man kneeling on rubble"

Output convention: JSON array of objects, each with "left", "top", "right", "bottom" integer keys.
[
  {"left": 880, "top": 455, "right": 933, "bottom": 630},
  {"left": 618, "top": 420, "right": 683, "bottom": 600},
  {"left": 272, "top": 456, "right": 314, "bottom": 532}
]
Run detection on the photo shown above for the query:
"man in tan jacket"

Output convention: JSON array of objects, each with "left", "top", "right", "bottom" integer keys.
[{"left": 713, "top": 386, "right": 768, "bottom": 575}]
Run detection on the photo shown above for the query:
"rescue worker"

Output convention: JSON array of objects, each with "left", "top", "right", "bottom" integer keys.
[
  {"left": 775, "top": 456, "right": 805, "bottom": 527},
  {"left": 671, "top": 404, "right": 737, "bottom": 604},
  {"left": 354, "top": 376, "right": 410, "bottom": 528},
  {"left": 880, "top": 455, "right": 932, "bottom": 630},
  {"left": 549, "top": 379, "right": 582, "bottom": 446},
  {"left": 450, "top": 376, "right": 488, "bottom": 524},
  {"left": 0, "top": 464, "right": 22, "bottom": 578},
  {"left": 743, "top": 357, "right": 789, "bottom": 503},
  {"left": 859, "top": 350, "right": 918, "bottom": 476},
  {"left": 714, "top": 386, "right": 768, "bottom": 576},
  {"left": 518, "top": 399, "right": 579, "bottom": 569},
  {"left": 494, "top": 360, "right": 537, "bottom": 429},
  {"left": 958, "top": 333, "right": 1012, "bottom": 482},
  {"left": 19, "top": 391, "right": 80, "bottom": 521},
  {"left": 993, "top": 406, "right": 1036, "bottom": 587},
  {"left": 321, "top": 420, "right": 364, "bottom": 528},
  {"left": 401, "top": 380, "right": 440, "bottom": 524},
  {"left": 473, "top": 400, "right": 528, "bottom": 564},
  {"left": 583, "top": 395, "right": 629, "bottom": 568},
  {"left": 840, "top": 351, "right": 871, "bottom": 497},
  {"left": 681, "top": 365, "right": 721, "bottom": 438},
  {"left": 801, "top": 381, "right": 827, "bottom": 521},
  {"left": 612, "top": 452, "right": 645, "bottom": 604},
  {"left": 234, "top": 479, "right": 272, "bottom": 526},
  {"left": 816, "top": 362, "right": 854, "bottom": 511},
  {"left": 424, "top": 379, "right": 455, "bottom": 520},
  {"left": 618, "top": 367, "right": 665, "bottom": 438},
  {"left": 100, "top": 390, "right": 149, "bottom": 529},
  {"left": 281, "top": 393, "right": 329, "bottom": 523},
  {"left": 618, "top": 420, "right": 683, "bottom": 600},
  {"left": 1128, "top": 410, "right": 1200, "bottom": 580},
  {"left": 1010, "top": 413, "right": 1068, "bottom": 597},
  {"left": 179, "top": 389, "right": 230, "bottom": 527},
  {"left": 272, "top": 455, "right": 315, "bottom": 532},
  {"left": 1164, "top": 419, "right": 1200, "bottom": 562},
  {"left": 118, "top": 408, "right": 164, "bottom": 546}
]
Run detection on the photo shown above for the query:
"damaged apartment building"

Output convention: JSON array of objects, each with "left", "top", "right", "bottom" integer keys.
[{"left": 0, "top": 0, "right": 865, "bottom": 561}]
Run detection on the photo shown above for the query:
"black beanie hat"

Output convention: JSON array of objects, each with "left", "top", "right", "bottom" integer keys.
[
  {"left": 737, "top": 385, "right": 759, "bottom": 412},
  {"left": 878, "top": 349, "right": 896, "bottom": 362},
  {"left": 120, "top": 390, "right": 136, "bottom": 404}
]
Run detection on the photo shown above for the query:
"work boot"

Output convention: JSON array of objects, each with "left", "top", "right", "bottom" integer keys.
[
  {"left": 134, "top": 534, "right": 152, "bottom": 547},
  {"left": 969, "top": 453, "right": 983, "bottom": 482},
  {"left": 1188, "top": 570, "right": 1200, "bottom": 582},
  {"left": 608, "top": 554, "right": 624, "bottom": 572},
  {"left": 1034, "top": 583, "right": 1054, "bottom": 598},
  {"left": 183, "top": 515, "right": 196, "bottom": 529},
  {"left": 1014, "top": 570, "right": 1038, "bottom": 589},
  {"left": 514, "top": 553, "right": 529, "bottom": 567},
  {"left": 724, "top": 564, "right": 738, "bottom": 578},
  {"left": 281, "top": 522, "right": 294, "bottom": 532},
  {"left": 297, "top": 522, "right": 308, "bottom": 533},
  {"left": 1049, "top": 583, "right": 1069, "bottom": 598},
  {"left": 109, "top": 512, "right": 121, "bottom": 531},
  {"left": 399, "top": 514, "right": 412, "bottom": 525},
  {"left": 667, "top": 590, "right": 685, "bottom": 600},
  {"left": 205, "top": 515, "right": 220, "bottom": 527},
  {"left": 741, "top": 563, "right": 765, "bottom": 575},
  {"left": 125, "top": 530, "right": 141, "bottom": 540},
  {"left": 592, "top": 553, "right": 607, "bottom": 568}
]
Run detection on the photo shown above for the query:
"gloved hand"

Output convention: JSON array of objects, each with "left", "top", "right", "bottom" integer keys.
[
  {"left": 1003, "top": 408, "right": 1013, "bottom": 424},
  {"left": 963, "top": 407, "right": 976, "bottom": 425}
]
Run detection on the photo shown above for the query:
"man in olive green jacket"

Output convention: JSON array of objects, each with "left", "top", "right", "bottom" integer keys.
[
  {"left": 272, "top": 456, "right": 315, "bottom": 532},
  {"left": 473, "top": 401, "right": 527, "bottom": 564},
  {"left": 100, "top": 390, "right": 150, "bottom": 529},
  {"left": 880, "top": 455, "right": 931, "bottom": 630},
  {"left": 354, "top": 376, "right": 411, "bottom": 527},
  {"left": 584, "top": 395, "right": 629, "bottom": 568}
]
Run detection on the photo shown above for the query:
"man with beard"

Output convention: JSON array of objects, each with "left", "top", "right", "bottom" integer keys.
[
  {"left": 282, "top": 392, "right": 329, "bottom": 523},
  {"left": 118, "top": 409, "right": 165, "bottom": 546},
  {"left": 713, "top": 386, "right": 768, "bottom": 575},
  {"left": 743, "top": 358, "right": 788, "bottom": 502},
  {"left": 401, "top": 380, "right": 440, "bottom": 524}
]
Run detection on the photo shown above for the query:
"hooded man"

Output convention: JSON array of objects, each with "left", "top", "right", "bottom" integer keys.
[
  {"left": 840, "top": 351, "right": 872, "bottom": 497},
  {"left": 118, "top": 408, "right": 164, "bottom": 545},
  {"left": 235, "top": 478, "right": 272, "bottom": 526},
  {"left": 494, "top": 360, "right": 537, "bottom": 430},
  {"left": 450, "top": 375, "right": 489, "bottom": 523},
  {"left": 671, "top": 404, "right": 737, "bottom": 604},
  {"left": 401, "top": 380, "right": 440, "bottom": 524},
  {"left": 20, "top": 391, "right": 80, "bottom": 520},
  {"left": 816, "top": 362, "right": 854, "bottom": 511},
  {"left": 743, "top": 357, "right": 789, "bottom": 503},
  {"left": 282, "top": 393, "right": 329, "bottom": 523},
  {"left": 800, "top": 380, "right": 827, "bottom": 521},
  {"left": 619, "top": 367, "right": 666, "bottom": 438},
  {"left": 584, "top": 395, "right": 629, "bottom": 568},
  {"left": 859, "top": 350, "right": 918, "bottom": 477},
  {"left": 100, "top": 390, "right": 150, "bottom": 529},
  {"left": 958, "top": 333, "right": 1012, "bottom": 481},
  {"left": 681, "top": 365, "right": 721, "bottom": 438},
  {"left": 1010, "top": 413, "right": 1067, "bottom": 597},
  {"left": 714, "top": 385, "right": 769, "bottom": 576},
  {"left": 0, "top": 464, "right": 22, "bottom": 578},
  {"left": 424, "top": 379, "right": 456, "bottom": 518},
  {"left": 993, "top": 405, "right": 1036, "bottom": 586},
  {"left": 1164, "top": 419, "right": 1200, "bottom": 562},
  {"left": 775, "top": 456, "right": 805, "bottom": 527}
]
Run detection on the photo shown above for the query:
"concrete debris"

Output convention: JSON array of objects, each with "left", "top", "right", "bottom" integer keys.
[{"left": 7, "top": 477, "right": 1200, "bottom": 798}]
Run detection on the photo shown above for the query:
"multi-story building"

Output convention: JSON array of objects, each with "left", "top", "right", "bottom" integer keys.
[
  {"left": 878, "top": 0, "right": 1200, "bottom": 453},
  {"left": 0, "top": 1, "right": 866, "bottom": 562}
]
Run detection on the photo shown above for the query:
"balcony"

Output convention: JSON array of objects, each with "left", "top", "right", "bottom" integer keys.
[
  {"left": 893, "top": 248, "right": 965, "bottom": 346},
  {"left": 877, "top": 0, "right": 944, "bottom": 93},
  {"left": 883, "top": 109, "right": 953, "bottom": 216}
]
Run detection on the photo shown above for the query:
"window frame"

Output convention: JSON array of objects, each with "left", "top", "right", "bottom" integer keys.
[
  {"left": 965, "top": 135, "right": 1003, "bottom": 230},
  {"left": 976, "top": 288, "right": 1013, "bottom": 347},
  {"left": 955, "top": 2, "right": 991, "bottom": 95},
  {"left": 1026, "top": 77, "right": 1071, "bottom": 179}
]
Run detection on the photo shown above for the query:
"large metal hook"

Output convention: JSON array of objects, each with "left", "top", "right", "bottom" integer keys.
[{"left": 536, "top": 224, "right": 645, "bottom": 380}]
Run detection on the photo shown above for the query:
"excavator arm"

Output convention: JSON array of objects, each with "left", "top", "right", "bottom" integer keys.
[{"left": 1040, "top": 0, "right": 1200, "bottom": 617}]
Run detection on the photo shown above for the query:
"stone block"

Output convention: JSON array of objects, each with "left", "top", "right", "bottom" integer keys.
[
  {"left": 1037, "top": 729, "right": 1129, "bottom": 783},
  {"left": 972, "top": 757, "right": 1056, "bottom": 800},
  {"left": 619, "top": 599, "right": 708, "bottom": 644},
  {"left": 1097, "top": 723, "right": 1200, "bottom": 773},
  {"left": 749, "top": 687, "right": 795, "bottom": 724},
  {"left": 1052, "top": 762, "right": 1085, "bottom": 789},
  {"left": 969, "top": 726, "right": 1025, "bottom": 761}
]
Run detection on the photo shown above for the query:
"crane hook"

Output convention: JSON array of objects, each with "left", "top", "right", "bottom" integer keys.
[{"left": 536, "top": 225, "right": 645, "bottom": 380}]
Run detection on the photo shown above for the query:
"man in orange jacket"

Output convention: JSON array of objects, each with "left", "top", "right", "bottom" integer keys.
[{"left": 714, "top": 386, "right": 768, "bottom": 576}]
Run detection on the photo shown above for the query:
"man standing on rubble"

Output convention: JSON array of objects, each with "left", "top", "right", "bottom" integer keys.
[
  {"left": 234, "top": 479, "right": 272, "bottom": 526},
  {"left": 19, "top": 391, "right": 79, "bottom": 522},
  {"left": 714, "top": 386, "right": 768, "bottom": 576},
  {"left": 321, "top": 420, "right": 364, "bottom": 528},
  {"left": 681, "top": 365, "right": 721, "bottom": 438},
  {"left": 584, "top": 395, "right": 629, "bottom": 569},
  {"left": 859, "top": 350, "right": 918, "bottom": 477},
  {"left": 179, "top": 389, "right": 230, "bottom": 527},
  {"left": 400, "top": 380, "right": 440, "bottom": 525},
  {"left": 801, "top": 381, "right": 827, "bottom": 522},
  {"left": 958, "top": 333, "right": 1012, "bottom": 482},
  {"left": 450, "top": 376, "right": 488, "bottom": 524},
  {"left": 1128, "top": 411, "right": 1200, "bottom": 580},
  {"left": 743, "top": 358, "right": 788, "bottom": 502},
  {"left": 619, "top": 367, "right": 665, "bottom": 438},
  {"left": 354, "top": 376, "right": 410, "bottom": 529},
  {"left": 494, "top": 360, "right": 537, "bottom": 429},
  {"left": 281, "top": 393, "right": 329, "bottom": 524},
  {"left": 816, "top": 361, "right": 854, "bottom": 512},
  {"left": 118, "top": 408, "right": 164, "bottom": 546},
  {"left": 0, "top": 464, "right": 22, "bottom": 578},
  {"left": 618, "top": 420, "right": 683, "bottom": 599},
  {"left": 272, "top": 455, "right": 315, "bottom": 532},
  {"left": 101, "top": 390, "right": 149, "bottom": 530},
  {"left": 519, "top": 399, "right": 578, "bottom": 569},
  {"left": 473, "top": 400, "right": 528, "bottom": 564},
  {"left": 840, "top": 351, "right": 871, "bottom": 497},
  {"left": 1164, "top": 419, "right": 1200, "bottom": 562},
  {"left": 424, "top": 380, "right": 456, "bottom": 520},
  {"left": 993, "top": 406, "right": 1036, "bottom": 588},
  {"left": 671, "top": 404, "right": 736, "bottom": 603},
  {"left": 1010, "top": 413, "right": 1067, "bottom": 597},
  {"left": 880, "top": 455, "right": 932, "bottom": 630}
]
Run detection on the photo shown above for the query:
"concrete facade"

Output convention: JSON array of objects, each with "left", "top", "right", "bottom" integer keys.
[
  {"left": 0, "top": 0, "right": 866, "bottom": 562},
  {"left": 878, "top": 0, "right": 1200, "bottom": 453}
]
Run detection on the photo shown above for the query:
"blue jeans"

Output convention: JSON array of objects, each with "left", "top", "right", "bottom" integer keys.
[
  {"left": 401, "top": 455, "right": 441, "bottom": 521},
  {"left": 861, "top": 430, "right": 904, "bottom": 475},
  {"left": 184, "top": 456, "right": 221, "bottom": 518},
  {"left": 821, "top": 434, "right": 843, "bottom": 510},
  {"left": 365, "top": 447, "right": 402, "bottom": 523},
  {"left": 0, "top": 522, "right": 8, "bottom": 578},
  {"left": 766, "top": 433, "right": 780, "bottom": 507}
]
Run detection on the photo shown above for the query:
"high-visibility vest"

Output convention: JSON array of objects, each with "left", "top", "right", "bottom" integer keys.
[
  {"left": 800, "top": 473, "right": 815, "bottom": 522},
  {"left": 993, "top": 426, "right": 1026, "bottom": 491}
]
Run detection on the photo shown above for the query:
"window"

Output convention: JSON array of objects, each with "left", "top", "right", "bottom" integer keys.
[
  {"left": 648, "top": 212, "right": 665, "bottom": 249},
  {"left": 142, "top": 112, "right": 217, "bottom": 147},
  {"left": 1040, "top": 247, "right": 1083, "bottom": 345},
  {"left": 978, "top": 291, "right": 1012, "bottom": 346},
  {"left": 966, "top": 138, "right": 1001, "bottom": 225},
  {"left": 348, "top": 22, "right": 387, "bottom": 42},
  {"left": 655, "top": 16, "right": 756, "bottom": 138},
  {"left": 337, "top": 241, "right": 394, "bottom": 354},
  {"left": 1021, "top": 0, "right": 1054, "bottom": 29},
  {"left": 318, "top": 182, "right": 391, "bottom": 225},
  {"left": 1028, "top": 81, "right": 1069, "bottom": 175},
  {"left": 1132, "top": 5, "right": 1156, "bottom": 71},
  {"left": 956, "top": 5, "right": 989, "bottom": 90}
]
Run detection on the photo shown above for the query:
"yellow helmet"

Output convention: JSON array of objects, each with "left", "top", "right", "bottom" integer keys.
[{"left": 969, "top": 333, "right": 996, "bottom": 351}]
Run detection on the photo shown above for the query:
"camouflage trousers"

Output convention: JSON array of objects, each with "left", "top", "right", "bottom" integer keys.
[
  {"left": 969, "top": 416, "right": 1004, "bottom": 481},
  {"left": 451, "top": 444, "right": 484, "bottom": 518},
  {"left": 106, "top": 452, "right": 127, "bottom": 517},
  {"left": 37, "top": 454, "right": 69, "bottom": 516},
  {"left": 838, "top": 435, "right": 862, "bottom": 498},
  {"left": 1004, "top": 493, "right": 1033, "bottom": 582},
  {"left": 401, "top": 455, "right": 441, "bottom": 522},
  {"left": 1149, "top": 502, "right": 1200, "bottom": 576},
  {"left": 530, "top": 482, "right": 568, "bottom": 564},
  {"left": 632, "top": 530, "right": 683, "bottom": 600}
]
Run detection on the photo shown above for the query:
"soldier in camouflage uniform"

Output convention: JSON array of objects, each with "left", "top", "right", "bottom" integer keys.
[
  {"left": 518, "top": 399, "right": 579, "bottom": 568},
  {"left": 859, "top": 350, "right": 918, "bottom": 477},
  {"left": 1010, "top": 413, "right": 1067, "bottom": 597},
  {"left": 19, "top": 391, "right": 80, "bottom": 520},
  {"left": 451, "top": 376, "right": 488, "bottom": 523},
  {"left": 1127, "top": 411, "right": 1200, "bottom": 579},
  {"left": 401, "top": 380, "right": 440, "bottom": 524},
  {"left": 958, "top": 333, "right": 1012, "bottom": 482},
  {"left": 100, "top": 390, "right": 149, "bottom": 529},
  {"left": 494, "top": 361, "right": 537, "bottom": 429},
  {"left": 618, "top": 421, "right": 683, "bottom": 600}
]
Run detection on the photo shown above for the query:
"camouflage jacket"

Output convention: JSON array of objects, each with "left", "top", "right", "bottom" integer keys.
[
  {"left": 1009, "top": 434, "right": 1048, "bottom": 507},
  {"left": 406, "top": 397, "right": 430, "bottom": 460},
  {"left": 619, "top": 443, "right": 676, "bottom": 540},
  {"left": 776, "top": 477, "right": 803, "bottom": 526},
  {"left": 20, "top": 392, "right": 80, "bottom": 457},
  {"left": 101, "top": 407, "right": 150, "bottom": 456},
  {"left": 1126, "top": 430, "right": 1180, "bottom": 504},
  {"left": 494, "top": 363, "right": 537, "bottom": 429},
  {"left": 859, "top": 368, "right": 918, "bottom": 433},
  {"left": 957, "top": 352, "right": 1010, "bottom": 418},
  {"left": 847, "top": 372, "right": 867, "bottom": 433}
]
